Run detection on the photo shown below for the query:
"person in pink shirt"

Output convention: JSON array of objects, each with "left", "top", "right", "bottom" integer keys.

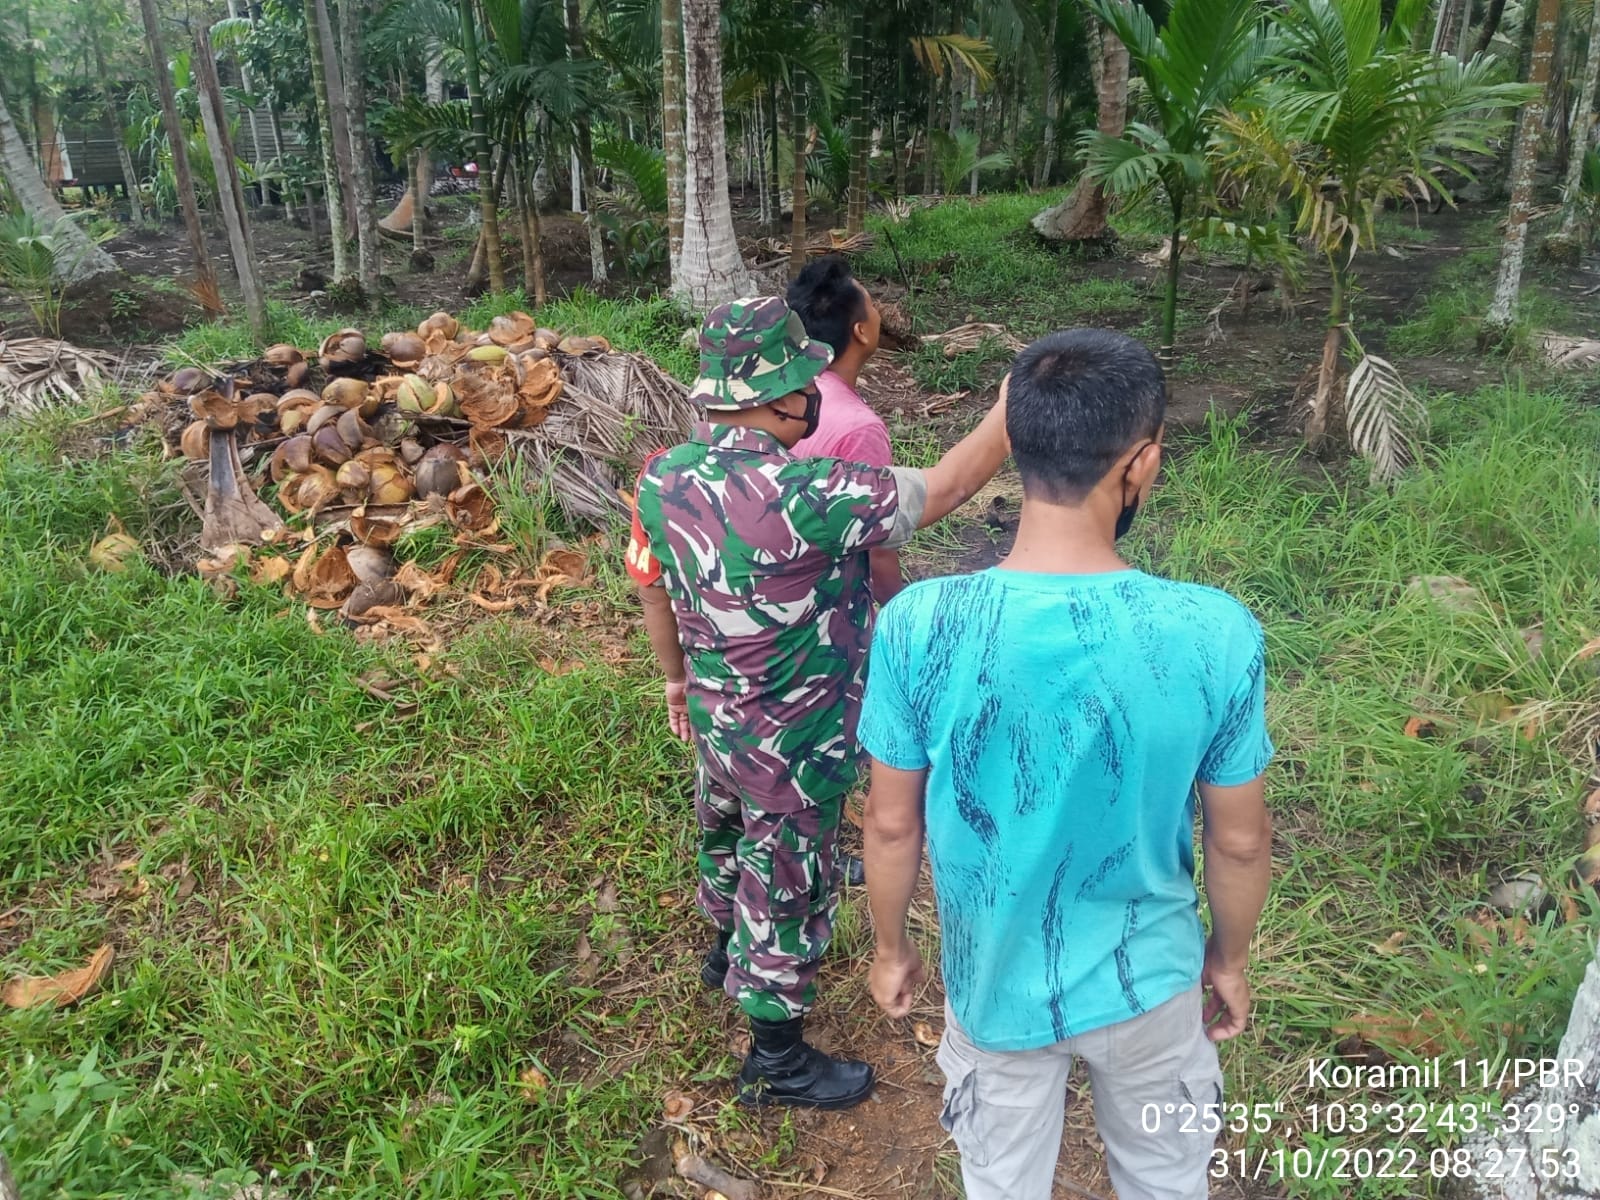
[{"left": 787, "top": 256, "right": 904, "bottom": 605}]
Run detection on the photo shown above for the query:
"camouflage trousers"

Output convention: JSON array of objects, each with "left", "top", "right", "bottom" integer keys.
[{"left": 694, "top": 754, "right": 844, "bottom": 1022}]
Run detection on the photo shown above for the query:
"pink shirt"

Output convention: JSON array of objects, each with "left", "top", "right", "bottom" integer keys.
[{"left": 792, "top": 369, "right": 893, "bottom": 468}]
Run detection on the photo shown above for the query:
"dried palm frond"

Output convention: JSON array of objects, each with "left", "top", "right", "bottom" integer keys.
[
  {"left": 745, "top": 229, "right": 876, "bottom": 262},
  {"left": 506, "top": 351, "right": 696, "bottom": 526},
  {"left": 1346, "top": 346, "right": 1427, "bottom": 483},
  {"left": 1539, "top": 332, "right": 1600, "bottom": 368},
  {"left": 0, "top": 337, "right": 122, "bottom": 418},
  {"left": 922, "top": 322, "right": 1025, "bottom": 359}
]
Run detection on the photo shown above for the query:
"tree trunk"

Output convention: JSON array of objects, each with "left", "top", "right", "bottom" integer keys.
[
  {"left": 565, "top": 0, "right": 608, "bottom": 285},
  {"left": 313, "top": 0, "right": 355, "bottom": 242},
  {"left": 512, "top": 153, "right": 546, "bottom": 304},
  {"left": 136, "top": 0, "right": 216, "bottom": 302},
  {"left": 846, "top": 8, "right": 870, "bottom": 234},
  {"left": 1159, "top": 205, "right": 1184, "bottom": 362},
  {"left": 223, "top": 0, "right": 269, "bottom": 203},
  {"left": 893, "top": 54, "right": 908, "bottom": 199},
  {"left": 789, "top": 62, "right": 809, "bottom": 281},
  {"left": 922, "top": 71, "right": 938, "bottom": 194},
  {"left": 1475, "top": 0, "right": 1508, "bottom": 55},
  {"left": 0, "top": 1147, "right": 21, "bottom": 1200},
  {"left": 460, "top": 0, "right": 506, "bottom": 293},
  {"left": 1036, "top": 0, "right": 1060, "bottom": 188},
  {"left": 755, "top": 90, "right": 771, "bottom": 228},
  {"left": 193, "top": 26, "right": 267, "bottom": 340},
  {"left": 1032, "top": 20, "right": 1127, "bottom": 241},
  {"left": 340, "top": 0, "right": 381, "bottom": 300},
  {"left": 88, "top": 23, "right": 143, "bottom": 224},
  {"left": 968, "top": 72, "right": 980, "bottom": 196},
  {"left": 0, "top": 90, "right": 117, "bottom": 283},
  {"left": 766, "top": 81, "right": 782, "bottom": 232},
  {"left": 1555, "top": 0, "right": 1600, "bottom": 246},
  {"left": 1307, "top": 255, "right": 1346, "bottom": 450},
  {"left": 1431, "top": 0, "right": 1469, "bottom": 56},
  {"left": 302, "top": 0, "right": 350, "bottom": 280},
  {"left": 676, "top": 0, "right": 752, "bottom": 308},
  {"left": 1484, "top": 0, "right": 1561, "bottom": 338},
  {"left": 662, "top": 0, "right": 686, "bottom": 281},
  {"left": 414, "top": 39, "right": 446, "bottom": 256},
  {"left": 1461, "top": 945, "right": 1600, "bottom": 1199}
]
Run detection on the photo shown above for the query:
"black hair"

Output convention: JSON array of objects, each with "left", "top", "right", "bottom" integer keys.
[
  {"left": 1006, "top": 328, "right": 1166, "bottom": 503},
  {"left": 786, "top": 255, "right": 867, "bottom": 358}
]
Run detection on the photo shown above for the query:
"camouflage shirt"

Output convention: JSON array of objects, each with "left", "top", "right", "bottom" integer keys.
[{"left": 628, "top": 422, "right": 926, "bottom": 809}]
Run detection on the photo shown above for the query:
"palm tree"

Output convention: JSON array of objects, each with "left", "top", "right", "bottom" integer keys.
[
  {"left": 679, "top": 0, "right": 752, "bottom": 306},
  {"left": 1483, "top": 0, "right": 1560, "bottom": 342},
  {"left": 1546, "top": 0, "right": 1599, "bottom": 260},
  {"left": 1032, "top": 11, "right": 1128, "bottom": 240},
  {"left": 0, "top": 90, "right": 116, "bottom": 284},
  {"left": 1219, "top": 0, "right": 1529, "bottom": 457},
  {"left": 1079, "top": 0, "right": 1271, "bottom": 361}
]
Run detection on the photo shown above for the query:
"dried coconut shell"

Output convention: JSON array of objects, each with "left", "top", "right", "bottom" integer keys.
[
  {"left": 488, "top": 312, "right": 536, "bottom": 346},
  {"left": 306, "top": 544, "right": 358, "bottom": 607},
  {"left": 270, "top": 434, "right": 314, "bottom": 481},
  {"left": 346, "top": 545, "right": 396, "bottom": 583},
  {"left": 350, "top": 509, "right": 407, "bottom": 548},
  {"left": 446, "top": 482, "right": 497, "bottom": 533},
  {"left": 180, "top": 420, "right": 211, "bottom": 461},
  {"left": 381, "top": 332, "right": 425, "bottom": 368},
  {"left": 342, "top": 580, "right": 407, "bottom": 618},
  {"left": 190, "top": 389, "right": 239, "bottom": 430},
  {"left": 415, "top": 444, "right": 470, "bottom": 498},
  {"left": 456, "top": 374, "right": 519, "bottom": 428}
]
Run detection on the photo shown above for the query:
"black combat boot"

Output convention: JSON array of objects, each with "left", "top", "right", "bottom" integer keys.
[
  {"left": 700, "top": 928, "right": 731, "bottom": 990},
  {"left": 736, "top": 1016, "right": 874, "bottom": 1110}
]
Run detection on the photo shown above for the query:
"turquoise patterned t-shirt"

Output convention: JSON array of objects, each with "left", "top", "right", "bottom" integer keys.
[{"left": 858, "top": 567, "right": 1273, "bottom": 1052}]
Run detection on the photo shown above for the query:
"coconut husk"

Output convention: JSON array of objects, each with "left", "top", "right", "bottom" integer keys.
[{"left": 507, "top": 350, "right": 696, "bottom": 526}]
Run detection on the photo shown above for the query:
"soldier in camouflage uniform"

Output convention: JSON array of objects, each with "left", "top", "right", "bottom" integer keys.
[{"left": 627, "top": 296, "right": 1010, "bottom": 1109}]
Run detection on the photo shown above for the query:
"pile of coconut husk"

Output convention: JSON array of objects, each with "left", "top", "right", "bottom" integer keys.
[{"left": 146, "top": 310, "right": 694, "bottom": 621}]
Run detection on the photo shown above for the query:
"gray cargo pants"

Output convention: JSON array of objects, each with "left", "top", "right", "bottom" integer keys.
[{"left": 936, "top": 985, "right": 1222, "bottom": 1200}]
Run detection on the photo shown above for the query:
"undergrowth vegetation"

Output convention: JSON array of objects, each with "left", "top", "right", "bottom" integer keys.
[{"left": 4, "top": 372, "right": 1597, "bottom": 1196}]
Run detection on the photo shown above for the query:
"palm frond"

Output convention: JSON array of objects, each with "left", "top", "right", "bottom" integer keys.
[
  {"left": 1346, "top": 345, "right": 1426, "bottom": 481},
  {"left": 594, "top": 138, "right": 667, "bottom": 214},
  {"left": 376, "top": 96, "right": 474, "bottom": 158},
  {"left": 909, "top": 33, "right": 997, "bottom": 85}
]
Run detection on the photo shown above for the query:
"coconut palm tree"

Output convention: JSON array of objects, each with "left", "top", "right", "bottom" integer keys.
[
  {"left": 678, "top": 0, "right": 752, "bottom": 307},
  {"left": 1481, "top": 0, "right": 1560, "bottom": 329},
  {"left": 0, "top": 90, "right": 116, "bottom": 284},
  {"left": 1078, "top": 0, "right": 1272, "bottom": 361},
  {"left": 1219, "top": 0, "right": 1531, "bottom": 458},
  {"left": 1032, "top": 10, "right": 1127, "bottom": 239}
]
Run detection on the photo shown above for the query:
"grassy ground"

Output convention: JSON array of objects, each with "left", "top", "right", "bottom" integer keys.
[{"left": 5, "top": 195, "right": 1600, "bottom": 1199}]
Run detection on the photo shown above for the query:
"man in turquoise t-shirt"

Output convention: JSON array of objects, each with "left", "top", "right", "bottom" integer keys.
[{"left": 858, "top": 328, "right": 1274, "bottom": 1200}]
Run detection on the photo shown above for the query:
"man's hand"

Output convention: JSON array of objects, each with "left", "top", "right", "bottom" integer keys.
[
  {"left": 663, "top": 679, "right": 691, "bottom": 741},
  {"left": 870, "top": 942, "right": 926, "bottom": 1018},
  {"left": 1201, "top": 942, "right": 1251, "bottom": 1042}
]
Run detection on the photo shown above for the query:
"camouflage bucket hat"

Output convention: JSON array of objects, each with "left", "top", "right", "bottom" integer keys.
[{"left": 688, "top": 296, "right": 833, "bottom": 411}]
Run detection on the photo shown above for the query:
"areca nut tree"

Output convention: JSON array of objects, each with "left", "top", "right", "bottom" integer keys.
[
  {"left": 1079, "top": 0, "right": 1273, "bottom": 362},
  {"left": 678, "top": 0, "right": 752, "bottom": 308},
  {"left": 1217, "top": 0, "right": 1531, "bottom": 463}
]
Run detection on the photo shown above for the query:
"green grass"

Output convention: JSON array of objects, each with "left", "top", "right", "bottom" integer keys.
[
  {"left": 7, "top": 381, "right": 1598, "bottom": 1198},
  {"left": 1136, "top": 390, "right": 1600, "bottom": 1196},
  {"left": 1386, "top": 281, "right": 1567, "bottom": 358}
]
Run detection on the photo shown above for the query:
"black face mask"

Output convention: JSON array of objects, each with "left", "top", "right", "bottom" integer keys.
[
  {"left": 1114, "top": 495, "right": 1140, "bottom": 541},
  {"left": 1114, "top": 440, "right": 1156, "bottom": 541},
  {"left": 775, "top": 387, "right": 823, "bottom": 440}
]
